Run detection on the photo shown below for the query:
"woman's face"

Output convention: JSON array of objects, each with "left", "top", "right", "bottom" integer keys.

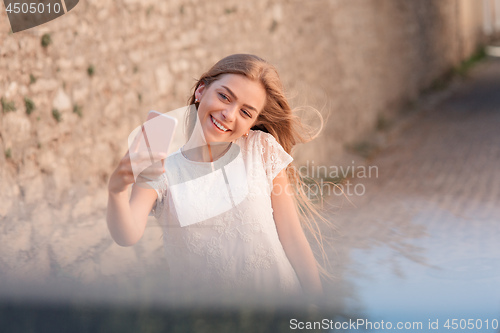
[{"left": 195, "top": 74, "right": 266, "bottom": 143}]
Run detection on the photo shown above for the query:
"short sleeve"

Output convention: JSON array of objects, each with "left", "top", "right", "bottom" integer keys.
[
  {"left": 145, "top": 173, "right": 168, "bottom": 219},
  {"left": 257, "top": 131, "right": 293, "bottom": 185}
]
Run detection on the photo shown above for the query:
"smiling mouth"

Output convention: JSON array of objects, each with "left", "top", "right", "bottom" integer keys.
[{"left": 211, "top": 115, "right": 230, "bottom": 132}]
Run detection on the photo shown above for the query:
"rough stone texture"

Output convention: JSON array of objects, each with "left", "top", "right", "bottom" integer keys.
[{"left": 0, "top": 1, "right": 493, "bottom": 287}]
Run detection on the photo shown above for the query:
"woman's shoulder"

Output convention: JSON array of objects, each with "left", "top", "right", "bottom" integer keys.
[
  {"left": 243, "top": 130, "right": 293, "bottom": 181},
  {"left": 244, "top": 129, "right": 278, "bottom": 147},
  {"left": 234, "top": 130, "right": 266, "bottom": 154},
  {"left": 240, "top": 130, "right": 291, "bottom": 161}
]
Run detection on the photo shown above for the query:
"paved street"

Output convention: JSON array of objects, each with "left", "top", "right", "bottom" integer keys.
[{"left": 324, "top": 57, "right": 500, "bottom": 320}]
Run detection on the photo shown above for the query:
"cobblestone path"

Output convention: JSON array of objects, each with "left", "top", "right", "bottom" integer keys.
[{"left": 325, "top": 58, "right": 500, "bottom": 318}]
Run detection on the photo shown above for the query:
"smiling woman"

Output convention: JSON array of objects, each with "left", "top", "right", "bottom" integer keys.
[
  {"left": 106, "top": 54, "right": 328, "bottom": 304},
  {"left": 194, "top": 74, "right": 266, "bottom": 144}
]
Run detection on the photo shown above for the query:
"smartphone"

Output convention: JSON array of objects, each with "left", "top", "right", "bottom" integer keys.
[
  {"left": 129, "top": 110, "right": 178, "bottom": 182},
  {"left": 142, "top": 110, "right": 178, "bottom": 160}
]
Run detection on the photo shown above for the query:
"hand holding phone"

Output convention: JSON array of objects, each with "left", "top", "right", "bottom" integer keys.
[{"left": 128, "top": 111, "right": 178, "bottom": 182}]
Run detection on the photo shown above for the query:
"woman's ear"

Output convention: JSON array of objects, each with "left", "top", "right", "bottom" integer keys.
[{"left": 195, "top": 83, "right": 205, "bottom": 101}]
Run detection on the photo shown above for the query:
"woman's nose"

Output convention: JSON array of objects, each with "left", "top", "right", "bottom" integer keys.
[{"left": 221, "top": 106, "right": 237, "bottom": 122}]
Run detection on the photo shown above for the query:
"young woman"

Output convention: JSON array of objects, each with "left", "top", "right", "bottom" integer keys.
[{"left": 107, "top": 54, "right": 324, "bottom": 300}]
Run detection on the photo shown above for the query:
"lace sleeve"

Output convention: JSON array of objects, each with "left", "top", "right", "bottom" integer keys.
[
  {"left": 145, "top": 173, "right": 168, "bottom": 219},
  {"left": 257, "top": 131, "right": 293, "bottom": 186}
]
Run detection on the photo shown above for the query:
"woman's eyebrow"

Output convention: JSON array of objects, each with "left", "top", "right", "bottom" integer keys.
[{"left": 221, "top": 85, "right": 258, "bottom": 113}]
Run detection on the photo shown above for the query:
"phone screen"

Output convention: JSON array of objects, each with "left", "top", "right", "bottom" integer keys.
[
  {"left": 129, "top": 111, "right": 178, "bottom": 182},
  {"left": 142, "top": 110, "right": 178, "bottom": 158}
]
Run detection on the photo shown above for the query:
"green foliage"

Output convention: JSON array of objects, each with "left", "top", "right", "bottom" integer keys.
[
  {"left": 224, "top": 6, "right": 237, "bottom": 14},
  {"left": 456, "top": 47, "right": 487, "bottom": 76},
  {"left": 376, "top": 114, "right": 391, "bottom": 131},
  {"left": 146, "top": 5, "right": 154, "bottom": 16},
  {"left": 87, "top": 64, "right": 95, "bottom": 77},
  {"left": 1, "top": 97, "right": 16, "bottom": 113},
  {"left": 269, "top": 20, "right": 278, "bottom": 33},
  {"left": 73, "top": 104, "right": 83, "bottom": 118},
  {"left": 52, "top": 108, "right": 62, "bottom": 122},
  {"left": 41, "top": 33, "right": 51, "bottom": 47},
  {"left": 24, "top": 97, "right": 35, "bottom": 115},
  {"left": 29, "top": 74, "right": 37, "bottom": 84},
  {"left": 346, "top": 140, "right": 379, "bottom": 159},
  {"left": 5, "top": 148, "right": 12, "bottom": 159},
  {"left": 424, "top": 46, "right": 487, "bottom": 94}
]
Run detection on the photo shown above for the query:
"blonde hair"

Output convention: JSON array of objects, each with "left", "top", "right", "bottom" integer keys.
[{"left": 188, "top": 54, "right": 333, "bottom": 279}]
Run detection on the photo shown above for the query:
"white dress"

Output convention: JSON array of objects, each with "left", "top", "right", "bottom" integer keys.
[{"left": 149, "top": 130, "right": 301, "bottom": 295}]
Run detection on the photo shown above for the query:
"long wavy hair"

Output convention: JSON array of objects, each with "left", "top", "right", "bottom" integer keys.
[{"left": 187, "top": 54, "right": 332, "bottom": 279}]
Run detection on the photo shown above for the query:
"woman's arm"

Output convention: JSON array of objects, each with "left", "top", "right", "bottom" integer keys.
[
  {"left": 271, "top": 169, "right": 323, "bottom": 298},
  {"left": 107, "top": 185, "right": 158, "bottom": 246},
  {"left": 106, "top": 144, "right": 166, "bottom": 246}
]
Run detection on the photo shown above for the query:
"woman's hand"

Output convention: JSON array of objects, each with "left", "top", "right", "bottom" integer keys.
[{"left": 108, "top": 131, "right": 167, "bottom": 194}]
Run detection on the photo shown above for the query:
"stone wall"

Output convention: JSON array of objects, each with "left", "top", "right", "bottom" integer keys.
[{"left": 0, "top": 0, "right": 488, "bottom": 283}]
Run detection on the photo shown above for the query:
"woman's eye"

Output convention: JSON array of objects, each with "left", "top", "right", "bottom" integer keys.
[
  {"left": 218, "top": 93, "right": 229, "bottom": 101},
  {"left": 242, "top": 109, "right": 251, "bottom": 118}
]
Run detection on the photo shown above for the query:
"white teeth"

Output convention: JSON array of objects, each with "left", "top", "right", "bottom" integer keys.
[{"left": 212, "top": 116, "right": 228, "bottom": 132}]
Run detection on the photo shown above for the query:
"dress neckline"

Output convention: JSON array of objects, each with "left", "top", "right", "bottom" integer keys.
[{"left": 179, "top": 141, "right": 239, "bottom": 165}]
